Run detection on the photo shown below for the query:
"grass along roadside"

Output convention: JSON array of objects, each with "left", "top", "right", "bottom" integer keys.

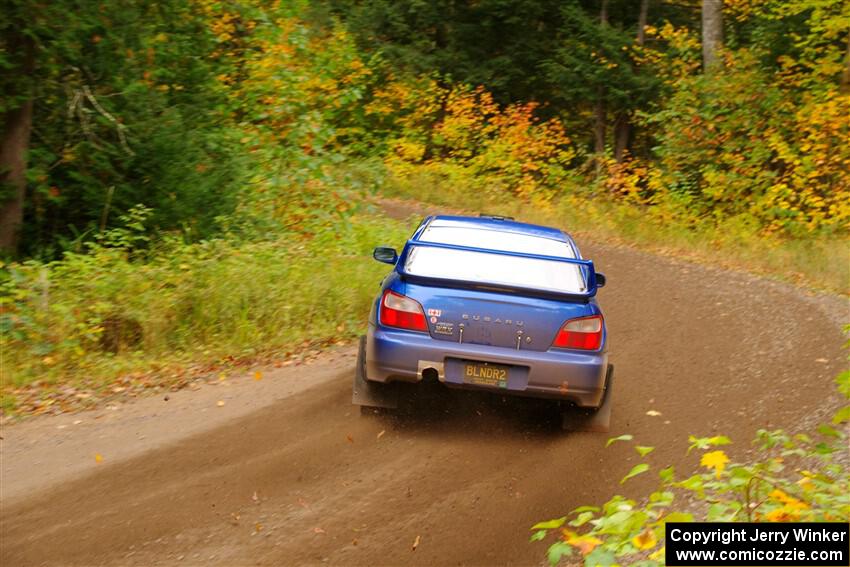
[
  {"left": 0, "top": 214, "right": 415, "bottom": 418},
  {"left": 380, "top": 170, "right": 850, "bottom": 296}
]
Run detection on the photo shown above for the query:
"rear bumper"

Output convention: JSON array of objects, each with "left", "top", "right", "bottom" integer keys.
[{"left": 366, "top": 324, "right": 608, "bottom": 408}]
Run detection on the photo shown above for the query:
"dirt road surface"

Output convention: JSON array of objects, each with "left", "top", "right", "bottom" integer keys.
[{"left": 2, "top": 200, "right": 848, "bottom": 566}]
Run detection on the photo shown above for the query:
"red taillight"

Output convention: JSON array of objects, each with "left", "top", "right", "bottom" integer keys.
[
  {"left": 552, "top": 315, "right": 603, "bottom": 350},
  {"left": 380, "top": 290, "right": 428, "bottom": 332}
]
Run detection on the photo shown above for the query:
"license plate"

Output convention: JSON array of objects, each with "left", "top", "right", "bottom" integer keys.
[{"left": 463, "top": 361, "right": 509, "bottom": 388}]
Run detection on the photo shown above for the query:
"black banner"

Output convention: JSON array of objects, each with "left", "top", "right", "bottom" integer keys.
[{"left": 666, "top": 522, "right": 849, "bottom": 566}]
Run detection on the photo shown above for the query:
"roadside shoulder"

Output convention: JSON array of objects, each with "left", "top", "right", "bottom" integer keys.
[{"left": 0, "top": 346, "right": 357, "bottom": 505}]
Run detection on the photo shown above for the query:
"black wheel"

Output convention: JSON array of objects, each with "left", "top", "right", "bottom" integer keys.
[
  {"left": 561, "top": 364, "right": 613, "bottom": 432},
  {"left": 352, "top": 335, "right": 399, "bottom": 411}
]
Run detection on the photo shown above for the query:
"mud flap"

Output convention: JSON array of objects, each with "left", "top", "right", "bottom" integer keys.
[
  {"left": 352, "top": 336, "right": 399, "bottom": 409},
  {"left": 562, "top": 365, "right": 613, "bottom": 433}
]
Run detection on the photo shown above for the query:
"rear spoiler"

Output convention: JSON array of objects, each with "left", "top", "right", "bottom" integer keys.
[{"left": 396, "top": 239, "right": 603, "bottom": 301}]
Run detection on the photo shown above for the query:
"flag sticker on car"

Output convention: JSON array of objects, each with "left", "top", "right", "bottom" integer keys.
[{"left": 427, "top": 308, "right": 442, "bottom": 317}]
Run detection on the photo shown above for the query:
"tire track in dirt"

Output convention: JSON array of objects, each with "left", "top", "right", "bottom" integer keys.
[{"left": 1, "top": 200, "right": 847, "bottom": 566}]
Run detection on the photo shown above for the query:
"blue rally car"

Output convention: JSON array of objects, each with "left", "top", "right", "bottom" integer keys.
[{"left": 353, "top": 214, "right": 613, "bottom": 431}]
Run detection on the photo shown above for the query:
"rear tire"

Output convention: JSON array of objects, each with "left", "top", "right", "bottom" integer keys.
[
  {"left": 352, "top": 335, "right": 399, "bottom": 411},
  {"left": 561, "top": 364, "right": 613, "bottom": 432}
]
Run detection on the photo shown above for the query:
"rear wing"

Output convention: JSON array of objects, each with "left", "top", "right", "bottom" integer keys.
[{"left": 396, "top": 239, "right": 603, "bottom": 301}]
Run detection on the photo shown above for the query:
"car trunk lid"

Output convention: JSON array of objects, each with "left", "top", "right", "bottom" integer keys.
[{"left": 407, "top": 284, "right": 591, "bottom": 352}]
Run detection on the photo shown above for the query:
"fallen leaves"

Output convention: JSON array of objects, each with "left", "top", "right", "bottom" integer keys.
[
  {"left": 376, "top": 430, "right": 385, "bottom": 440},
  {"left": 95, "top": 453, "right": 103, "bottom": 463},
  {"left": 646, "top": 410, "right": 662, "bottom": 417},
  {"left": 313, "top": 527, "right": 326, "bottom": 535},
  {"left": 217, "top": 400, "right": 225, "bottom": 407},
  {"left": 3, "top": 342, "right": 328, "bottom": 418},
  {"left": 412, "top": 535, "right": 421, "bottom": 551}
]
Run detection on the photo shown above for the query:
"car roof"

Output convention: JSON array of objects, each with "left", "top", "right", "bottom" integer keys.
[{"left": 417, "top": 215, "right": 570, "bottom": 242}]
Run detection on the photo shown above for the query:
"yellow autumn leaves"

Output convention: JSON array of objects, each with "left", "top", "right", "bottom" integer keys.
[
  {"left": 562, "top": 530, "right": 604, "bottom": 555},
  {"left": 380, "top": 82, "right": 576, "bottom": 204},
  {"left": 700, "top": 450, "right": 729, "bottom": 478},
  {"left": 763, "top": 489, "right": 811, "bottom": 522},
  {"left": 560, "top": 527, "right": 659, "bottom": 556},
  {"left": 631, "top": 529, "right": 658, "bottom": 550}
]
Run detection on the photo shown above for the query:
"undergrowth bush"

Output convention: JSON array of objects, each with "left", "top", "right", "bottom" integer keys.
[
  {"left": 530, "top": 368, "right": 850, "bottom": 566},
  {"left": 0, "top": 207, "right": 410, "bottom": 411}
]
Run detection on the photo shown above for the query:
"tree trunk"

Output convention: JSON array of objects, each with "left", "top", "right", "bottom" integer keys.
[
  {"left": 612, "top": 0, "right": 649, "bottom": 163},
  {"left": 0, "top": 35, "right": 35, "bottom": 256},
  {"left": 593, "top": 0, "right": 610, "bottom": 164},
  {"left": 840, "top": 32, "right": 850, "bottom": 93},
  {"left": 636, "top": 0, "right": 649, "bottom": 46},
  {"left": 701, "top": 0, "right": 723, "bottom": 72},
  {"left": 613, "top": 113, "right": 630, "bottom": 162},
  {"left": 594, "top": 96, "right": 607, "bottom": 155}
]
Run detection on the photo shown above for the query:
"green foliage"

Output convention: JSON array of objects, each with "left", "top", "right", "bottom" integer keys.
[
  {"left": 621, "top": 463, "right": 650, "bottom": 484},
  {"left": 1, "top": 0, "right": 250, "bottom": 257},
  {"left": 542, "top": 2, "right": 661, "bottom": 117},
  {"left": 644, "top": 49, "right": 850, "bottom": 235},
  {"left": 333, "top": 0, "right": 566, "bottom": 105},
  {"left": 0, "top": 210, "right": 411, "bottom": 409},
  {"left": 531, "top": 387, "right": 850, "bottom": 566},
  {"left": 726, "top": 0, "right": 850, "bottom": 88},
  {"left": 606, "top": 434, "right": 634, "bottom": 447}
]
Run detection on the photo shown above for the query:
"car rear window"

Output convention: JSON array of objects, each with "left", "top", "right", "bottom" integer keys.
[
  {"left": 403, "top": 245, "right": 586, "bottom": 294},
  {"left": 419, "top": 223, "right": 575, "bottom": 257}
]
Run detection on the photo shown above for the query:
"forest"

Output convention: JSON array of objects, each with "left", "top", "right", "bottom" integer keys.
[{"left": 1, "top": 0, "right": 849, "bottom": 408}]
